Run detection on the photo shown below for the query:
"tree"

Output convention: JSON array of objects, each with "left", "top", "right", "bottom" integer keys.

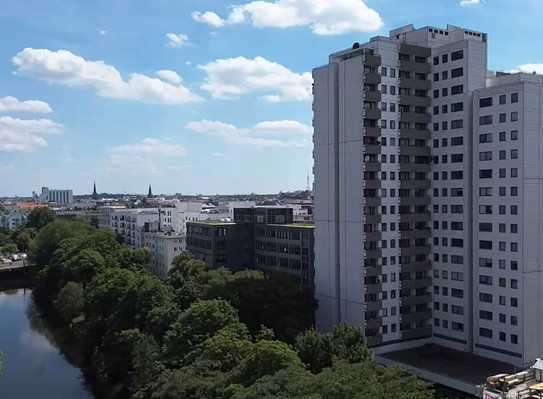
[
  {"left": 163, "top": 299, "right": 242, "bottom": 365},
  {"left": 12, "top": 228, "right": 36, "bottom": 252},
  {"left": 26, "top": 207, "right": 56, "bottom": 229},
  {"left": 327, "top": 324, "right": 370, "bottom": 364},
  {"left": 54, "top": 282, "right": 84, "bottom": 323},
  {"left": 234, "top": 340, "right": 303, "bottom": 387},
  {"left": 0, "top": 243, "right": 17, "bottom": 255},
  {"left": 295, "top": 328, "right": 332, "bottom": 373},
  {"left": 30, "top": 220, "right": 91, "bottom": 266}
]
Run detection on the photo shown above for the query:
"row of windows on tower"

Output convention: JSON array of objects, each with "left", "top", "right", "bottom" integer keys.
[
  {"left": 479, "top": 130, "right": 519, "bottom": 142},
  {"left": 433, "top": 120, "right": 464, "bottom": 131},
  {"left": 434, "top": 319, "right": 466, "bottom": 334},
  {"left": 480, "top": 112, "right": 519, "bottom": 125},
  {"left": 478, "top": 258, "right": 518, "bottom": 270},
  {"left": 477, "top": 204, "right": 518, "bottom": 215},
  {"left": 479, "top": 168, "right": 519, "bottom": 178},
  {"left": 433, "top": 85, "right": 464, "bottom": 97},
  {"left": 363, "top": 254, "right": 428, "bottom": 268},
  {"left": 433, "top": 67, "right": 464, "bottom": 82},
  {"left": 479, "top": 241, "right": 519, "bottom": 252},
  {"left": 433, "top": 50, "right": 464, "bottom": 65},
  {"left": 480, "top": 93, "right": 519, "bottom": 107}
]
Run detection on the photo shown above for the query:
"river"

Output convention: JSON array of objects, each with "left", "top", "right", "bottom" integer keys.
[{"left": 0, "top": 288, "right": 93, "bottom": 398}]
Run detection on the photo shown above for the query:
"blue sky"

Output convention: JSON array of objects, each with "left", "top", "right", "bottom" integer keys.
[{"left": 1, "top": 0, "right": 542, "bottom": 196}]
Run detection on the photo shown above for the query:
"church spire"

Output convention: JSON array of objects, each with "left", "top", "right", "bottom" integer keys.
[
  {"left": 147, "top": 184, "right": 153, "bottom": 198},
  {"left": 92, "top": 181, "right": 98, "bottom": 200}
]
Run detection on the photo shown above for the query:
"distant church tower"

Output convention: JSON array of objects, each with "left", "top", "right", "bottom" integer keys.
[
  {"left": 147, "top": 184, "right": 153, "bottom": 198},
  {"left": 92, "top": 181, "right": 98, "bottom": 200}
]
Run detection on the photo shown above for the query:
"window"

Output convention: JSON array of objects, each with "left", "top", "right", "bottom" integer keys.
[
  {"left": 451, "top": 238, "right": 463, "bottom": 247},
  {"left": 451, "top": 50, "right": 464, "bottom": 61},
  {"left": 480, "top": 328, "right": 493, "bottom": 338},
  {"left": 499, "top": 94, "right": 506, "bottom": 105},
  {"left": 499, "top": 131, "right": 506, "bottom": 141},
  {"left": 480, "top": 115, "right": 493, "bottom": 126},
  {"left": 442, "top": 87, "right": 448, "bottom": 97},
  {"left": 451, "top": 188, "right": 463, "bottom": 197},
  {"left": 479, "top": 133, "right": 493, "bottom": 143},
  {"left": 442, "top": 104, "right": 448, "bottom": 114},
  {"left": 511, "top": 130, "right": 518, "bottom": 140},
  {"left": 442, "top": 70, "right": 448, "bottom": 80},
  {"left": 479, "top": 151, "right": 492, "bottom": 161},
  {"left": 452, "top": 322, "right": 464, "bottom": 332},
  {"left": 480, "top": 275, "right": 493, "bottom": 285},
  {"left": 480, "top": 310, "right": 493, "bottom": 320},
  {"left": 499, "top": 150, "right": 506, "bottom": 160},
  {"left": 452, "top": 305, "right": 464, "bottom": 315},
  {"left": 511, "top": 92, "right": 519, "bottom": 103},
  {"left": 499, "top": 113, "right": 506, "bottom": 123},
  {"left": 479, "top": 258, "right": 492, "bottom": 268},
  {"left": 499, "top": 168, "right": 506, "bottom": 178},
  {"left": 451, "top": 119, "right": 464, "bottom": 129},
  {"left": 479, "top": 205, "right": 492, "bottom": 214},
  {"left": 451, "top": 85, "right": 463, "bottom": 95},
  {"left": 511, "top": 334, "right": 518, "bottom": 344},
  {"left": 442, "top": 53, "right": 448, "bottom": 63},
  {"left": 479, "top": 223, "right": 492, "bottom": 232},
  {"left": 433, "top": 56, "right": 439, "bottom": 65},
  {"left": 499, "top": 332, "right": 506, "bottom": 341},
  {"left": 451, "top": 137, "right": 463, "bottom": 146},
  {"left": 479, "top": 187, "right": 492, "bottom": 196},
  {"left": 451, "top": 154, "right": 463, "bottom": 163},
  {"left": 451, "top": 102, "right": 463, "bottom": 112},
  {"left": 451, "top": 171, "right": 463, "bottom": 179},
  {"left": 479, "top": 292, "right": 493, "bottom": 303},
  {"left": 511, "top": 297, "right": 518, "bottom": 307},
  {"left": 479, "top": 97, "right": 493, "bottom": 108},
  {"left": 479, "top": 240, "right": 492, "bottom": 250},
  {"left": 451, "top": 67, "right": 464, "bottom": 78},
  {"left": 511, "top": 111, "right": 518, "bottom": 122},
  {"left": 381, "top": 67, "right": 387, "bottom": 76},
  {"left": 433, "top": 89, "right": 439, "bottom": 99},
  {"left": 511, "top": 279, "right": 518, "bottom": 289},
  {"left": 451, "top": 288, "right": 463, "bottom": 298},
  {"left": 433, "top": 73, "right": 439, "bottom": 82},
  {"left": 479, "top": 169, "right": 492, "bottom": 178}
]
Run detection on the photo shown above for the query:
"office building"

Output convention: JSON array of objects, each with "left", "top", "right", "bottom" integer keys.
[
  {"left": 313, "top": 23, "right": 543, "bottom": 367},
  {"left": 187, "top": 207, "right": 315, "bottom": 287}
]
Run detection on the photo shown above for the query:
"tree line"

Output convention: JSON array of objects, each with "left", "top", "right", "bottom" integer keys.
[{"left": 20, "top": 210, "right": 433, "bottom": 398}]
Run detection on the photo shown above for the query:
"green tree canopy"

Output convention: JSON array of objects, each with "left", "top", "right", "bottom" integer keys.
[
  {"left": 26, "top": 207, "right": 56, "bottom": 229},
  {"left": 54, "top": 281, "right": 84, "bottom": 323}
]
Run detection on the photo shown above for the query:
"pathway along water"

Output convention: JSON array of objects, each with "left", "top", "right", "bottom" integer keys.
[{"left": 0, "top": 288, "right": 93, "bottom": 398}]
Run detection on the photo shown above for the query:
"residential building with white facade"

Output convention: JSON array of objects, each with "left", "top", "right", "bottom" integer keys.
[
  {"left": 143, "top": 230, "right": 185, "bottom": 279},
  {"left": 0, "top": 209, "right": 28, "bottom": 230},
  {"left": 313, "top": 23, "right": 543, "bottom": 368}
]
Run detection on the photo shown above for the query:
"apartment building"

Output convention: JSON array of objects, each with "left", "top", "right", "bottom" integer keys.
[
  {"left": 314, "top": 23, "right": 543, "bottom": 367},
  {"left": 142, "top": 230, "right": 185, "bottom": 279},
  {"left": 471, "top": 73, "right": 543, "bottom": 365},
  {"left": 0, "top": 209, "right": 28, "bottom": 230},
  {"left": 186, "top": 207, "right": 315, "bottom": 287},
  {"left": 110, "top": 208, "right": 159, "bottom": 248}
]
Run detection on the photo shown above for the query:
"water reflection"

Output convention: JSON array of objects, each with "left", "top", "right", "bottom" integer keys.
[{"left": 0, "top": 289, "right": 92, "bottom": 398}]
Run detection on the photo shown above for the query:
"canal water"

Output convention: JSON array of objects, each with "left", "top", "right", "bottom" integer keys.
[{"left": 0, "top": 288, "right": 93, "bottom": 398}]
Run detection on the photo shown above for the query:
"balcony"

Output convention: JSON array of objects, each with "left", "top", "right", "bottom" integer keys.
[
  {"left": 364, "top": 54, "right": 381, "bottom": 67},
  {"left": 364, "top": 90, "right": 381, "bottom": 102},
  {"left": 400, "top": 94, "right": 431, "bottom": 107},
  {"left": 398, "top": 212, "right": 431, "bottom": 223},
  {"left": 363, "top": 197, "right": 380, "bottom": 207},
  {"left": 365, "top": 318, "right": 383, "bottom": 329},
  {"left": 400, "top": 78, "right": 431, "bottom": 91},
  {"left": 400, "top": 277, "right": 432, "bottom": 290},
  {"left": 399, "top": 196, "right": 431, "bottom": 206},
  {"left": 400, "top": 111, "right": 431, "bottom": 124},
  {"left": 363, "top": 231, "right": 381, "bottom": 241},
  {"left": 398, "top": 180, "right": 431, "bottom": 190},
  {"left": 400, "top": 310, "right": 432, "bottom": 324},
  {"left": 363, "top": 162, "right": 381, "bottom": 172},
  {"left": 364, "top": 71, "right": 381, "bottom": 85},
  {"left": 399, "top": 60, "right": 431, "bottom": 74},
  {"left": 362, "top": 180, "right": 380, "bottom": 190},
  {"left": 364, "top": 126, "right": 381, "bottom": 137},
  {"left": 399, "top": 128, "right": 431, "bottom": 140},
  {"left": 399, "top": 228, "right": 431, "bottom": 240},
  {"left": 400, "top": 261, "right": 432, "bottom": 273},
  {"left": 401, "top": 294, "right": 432, "bottom": 306},
  {"left": 363, "top": 143, "right": 381, "bottom": 153},
  {"left": 399, "top": 146, "right": 431, "bottom": 157},
  {"left": 400, "top": 326, "right": 432, "bottom": 341},
  {"left": 364, "top": 108, "right": 381, "bottom": 120}
]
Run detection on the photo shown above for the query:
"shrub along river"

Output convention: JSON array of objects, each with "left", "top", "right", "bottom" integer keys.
[{"left": 0, "top": 288, "right": 93, "bottom": 398}]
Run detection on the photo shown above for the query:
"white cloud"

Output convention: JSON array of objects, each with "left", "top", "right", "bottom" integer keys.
[
  {"left": 460, "top": 0, "right": 480, "bottom": 5},
  {"left": 186, "top": 119, "right": 311, "bottom": 147},
  {"left": 167, "top": 165, "right": 191, "bottom": 172},
  {"left": 510, "top": 64, "right": 543, "bottom": 74},
  {"left": 199, "top": 56, "right": 312, "bottom": 102},
  {"left": 192, "top": 11, "right": 227, "bottom": 28},
  {"left": 12, "top": 48, "right": 201, "bottom": 105},
  {"left": 254, "top": 120, "right": 312, "bottom": 135},
  {"left": 156, "top": 70, "right": 182, "bottom": 85},
  {"left": 0, "top": 116, "right": 63, "bottom": 152},
  {"left": 192, "top": 0, "right": 383, "bottom": 35},
  {"left": 0, "top": 96, "right": 52, "bottom": 114},
  {"left": 106, "top": 138, "right": 187, "bottom": 174},
  {"left": 165, "top": 33, "right": 190, "bottom": 48},
  {"left": 99, "top": 29, "right": 109, "bottom": 35},
  {"left": 210, "top": 152, "right": 225, "bottom": 157}
]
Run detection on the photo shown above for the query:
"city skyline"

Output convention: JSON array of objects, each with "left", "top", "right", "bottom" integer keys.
[{"left": 2, "top": 0, "right": 543, "bottom": 196}]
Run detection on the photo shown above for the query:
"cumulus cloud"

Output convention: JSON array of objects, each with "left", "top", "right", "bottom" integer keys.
[
  {"left": 510, "top": 64, "right": 543, "bottom": 74},
  {"left": 192, "top": 0, "right": 383, "bottom": 35},
  {"left": 99, "top": 29, "right": 109, "bottom": 35},
  {"left": 106, "top": 138, "right": 187, "bottom": 174},
  {"left": 186, "top": 119, "right": 311, "bottom": 147},
  {"left": 165, "top": 33, "right": 190, "bottom": 48},
  {"left": 254, "top": 120, "right": 312, "bottom": 135},
  {"left": 199, "top": 56, "right": 312, "bottom": 102},
  {"left": 460, "top": 0, "right": 480, "bottom": 5},
  {"left": 0, "top": 116, "right": 63, "bottom": 152},
  {"left": 0, "top": 96, "right": 52, "bottom": 113},
  {"left": 12, "top": 48, "right": 201, "bottom": 105},
  {"left": 156, "top": 70, "right": 182, "bottom": 85}
]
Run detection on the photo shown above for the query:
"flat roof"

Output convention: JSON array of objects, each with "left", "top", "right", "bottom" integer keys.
[
  {"left": 266, "top": 223, "right": 315, "bottom": 229},
  {"left": 189, "top": 220, "right": 236, "bottom": 226},
  {"left": 377, "top": 344, "right": 516, "bottom": 393}
]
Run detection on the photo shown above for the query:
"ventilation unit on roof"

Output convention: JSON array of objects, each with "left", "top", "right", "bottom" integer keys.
[{"left": 352, "top": 42, "right": 360, "bottom": 49}]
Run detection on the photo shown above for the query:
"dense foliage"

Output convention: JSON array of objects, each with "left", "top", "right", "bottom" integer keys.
[{"left": 28, "top": 219, "right": 434, "bottom": 399}]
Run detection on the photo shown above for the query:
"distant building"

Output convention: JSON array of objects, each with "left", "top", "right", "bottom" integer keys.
[
  {"left": 110, "top": 208, "right": 159, "bottom": 248},
  {"left": 39, "top": 187, "right": 73, "bottom": 205},
  {"left": 143, "top": 230, "right": 185, "bottom": 279},
  {"left": 0, "top": 209, "right": 28, "bottom": 230},
  {"left": 187, "top": 206, "right": 315, "bottom": 287}
]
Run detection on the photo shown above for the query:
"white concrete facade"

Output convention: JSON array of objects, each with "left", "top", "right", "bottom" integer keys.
[
  {"left": 314, "top": 24, "right": 543, "bottom": 366},
  {"left": 39, "top": 187, "right": 73, "bottom": 205},
  {"left": 143, "top": 231, "right": 185, "bottom": 279}
]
